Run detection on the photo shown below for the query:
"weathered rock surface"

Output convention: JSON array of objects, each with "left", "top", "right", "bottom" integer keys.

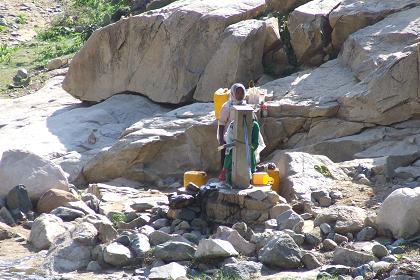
[
  {"left": 0, "top": 77, "right": 168, "bottom": 184},
  {"left": 83, "top": 103, "right": 218, "bottom": 184},
  {"left": 314, "top": 205, "right": 368, "bottom": 234},
  {"left": 148, "top": 262, "right": 187, "bottom": 280},
  {"left": 29, "top": 214, "right": 67, "bottom": 251},
  {"left": 154, "top": 241, "right": 196, "bottom": 261},
  {"left": 0, "top": 149, "right": 69, "bottom": 200},
  {"left": 103, "top": 242, "right": 133, "bottom": 267},
  {"left": 37, "top": 189, "right": 79, "bottom": 213},
  {"left": 329, "top": 0, "right": 419, "bottom": 52},
  {"left": 288, "top": 0, "right": 341, "bottom": 65},
  {"left": 333, "top": 247, "right": 376, "bottom": 267},
  {"left": 194, "top": 19, "right": 266, "bottom": 101},
  {"left": 377, "top": 187, "right": 420, "bottom": 239},
  {"left": 222, "top": 261, "right": 262, "bottom": 279},
  {"left": 276, "top": 209, "right": 304, "bottom": 233},
  {"left": 212, "top": 226, "right": 256, "bottom": 256},
  {"left": 268, "top": 152, "right": 348, "bottom": 201},
  {"left": 63, "top": 0, "right": 267, "bottom": 104},
  {"left": 44, "top": 222, "right": 97, "bottom": 272},
  {"left": 258, "top": 233, "right": 302, "bottom": 269},
  {"left": 0, "top": 222, "right": 18, "bottom": 240},
  {"left": 195, "top": 239, "right": 238, "bottom": 259}
]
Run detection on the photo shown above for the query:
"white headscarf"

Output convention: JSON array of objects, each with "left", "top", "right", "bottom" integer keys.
[{"left": 229, "top": 83, "right": 246, "bottom": 105}]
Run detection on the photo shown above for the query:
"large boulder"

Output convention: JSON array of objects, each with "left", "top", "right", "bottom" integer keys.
[
  {"left": 288, "top": 0, "right": 341, "bottom": 66},
  {"left": 37, "top": 189, "right": 79, "bottom": 213},
  {"left": 338, "top": 6, "right": 420, "bottom": 125},
  {"left": 63, "top": 0, "right": 268, "bottom": 104},
  {"left": 268, "top": 151, "right": 348, "bottom": 201},
  {"left": 194, "top": 19, "right": 266, "bottom": 101},
  {"left": 82, "top": 103, "right": 218, "bottom": 184},
  {"left": 261, "top": 5, "right": 420, "bottom": 130},
  {"left": 376, "top": 187, "right": 420, "bottom": 239},
  {"left": 0, "top": 150, "right": 69, "bottom": 200},
  {"left": 29, "top": 214, "right": 68, "bottom": 251},
  {"left": 329, "top": 0, "right": 419, "bottom": 52},
  {"left": 0, "top": 77, "right": 168, "bottom": 184}
]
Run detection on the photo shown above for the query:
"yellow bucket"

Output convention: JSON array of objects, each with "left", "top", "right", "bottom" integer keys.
[
  {"left": 267, "top": 168, "right": 281, "bottom": 193},
  {"left": 214, "top": 88, "right": 230, "bottom": 120},
  {"left": 252, "top": 172, "right": 274, "bottom": 185},
  {"left": 183, "top": 171, "right": 208, "bottom": 187}
]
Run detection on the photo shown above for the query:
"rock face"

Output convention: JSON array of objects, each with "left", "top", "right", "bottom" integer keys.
[
  {"left": 329, "top": 0, "right": 419, "bottom": 52},
  {"left": 376, "top": 187, "right": 420, "bottom": 239},
  {"left": 269, "top": 152, "right": 348, "bottom": 201},
  {"left": 288, "top": 0, "right": 341, "bottom": 65},
  {"left": 0, "top": 149, "right": 69, "bottom": 200},
  {"left": 148, "top": 262, "right": 187, "bottom": 280},
  {"left": 258, "top": 233, "right": 302, "bottom": 269},
  {"left": 29, "top": 214, "right": 67, "bottom": 251},
  {"left": 82, "top": 103, "right": 217, "bottom": 184},
  {"left": 194, "top": 19, "right": 266, "bottom": 101},
  {"left": 63, "top": 0, "right": 268, "bottom": 104}
]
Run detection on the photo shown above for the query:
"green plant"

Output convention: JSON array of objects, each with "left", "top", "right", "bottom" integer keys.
[
  {"left": 278, "top": 15, "right": 298, "bottom": 67},
  {"left": 0, "top": 44, "right": 15, "bottom": 64},
  {"left": 16, "top": 13, "right": 28, "bottom": 24},
  {"left": 314, "top": 164, "right": 333, "bottom": 178},
  {"left": 0, "top": 26, "right": 7, "bottom": 32},
  {"left": 111, "top": 212, "right": 128, "bottom": 224}
]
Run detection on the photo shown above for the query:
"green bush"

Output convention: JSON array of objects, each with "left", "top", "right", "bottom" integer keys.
[
  {"left": 0, "top": 44, "right": 15, "bottom": 64},
  {"left": 16, "top": 13, "right": 28, "bottom": 24}
]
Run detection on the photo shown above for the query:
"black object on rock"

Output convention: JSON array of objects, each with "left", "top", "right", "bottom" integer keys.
[{"left": 6, "top": 185, "right": 33, "bottom": 215}]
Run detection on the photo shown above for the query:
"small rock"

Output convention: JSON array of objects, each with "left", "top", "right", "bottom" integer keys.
[
  {"left": 166, "top": 208, "right": 196, "bottom": 221},
  {"left": 86, "top": 261, "right": 101, "bottom": 272},
  {"left": 185, "top": 182, "right": 200, "bottom": 194},
  {"left": 333, "top": 247, "right": 375, "bottom": 267},
  {"left": 301, "top": 213, "right": 312, "bottom": 220},
  {"left": 151, "top": 218, "right": 169, "bottom": 229},
  {"left": 320, "top": 223, "right": 332, "bottom": 235},
  {"left": 357, "top": 174, "right": 370, "bottom": 185},
  {"left": 382, "top": 255, "right": 397, "bottom": 263},
  {"left": 330, "top": 191, "right": 343, "bottom": 200},
  {"left": 265, "top": 219, "right": 277, "bottom": 229},
  {"left": 37, "top": 189, "right": 79, "bottom": 213},
  {"left": 195, "top": 239, "right": 238, "bottom": 259},
  {"left": 131, "top": 202, "right": 156, "bottom": 212},
  {"left": 50, "top": 207, "right": 85, "bottom": 221},
  {"left": 232, "top": 222, "right": 253, "bottom": 241},
  {"left": 103, "top": 242, "right": 132, "bottom": 267},
  {"left": 276, "top": 209, "right": 304, "bottom": 233},
  {"left": 149, "top": 230, "right": 171, "bottom": 246},
  {"left": 47, "top": 58, "right": 64, "bottom": 70},
  {"left": 269, "top": 203, "right": 291, "bottom": 219},
  {"left": 168, "top": 194, "right": 195, "bottom": 209},
  {"left": 258, "top": 233, "right": 302, "bottom": 269},
  {"left": 116, "top": 235, "right": 130, "bottom": 246},
  {"left": 16, "top": 68, "right": 28, "bottom": 79},
  {"left": 176, "top": 221, "right": 190, "bottom": 231},
  {"left": 155, "top": 241, "right": 196, "bottom": 262},
  {"left": 333, "top": 233, "right": 348, "bottom": 245},
  {"left": 356, "top": 227, "right": 377, "bottom": 241},
  {"left": 130, "top": 233, "right": 151, "bottom": 258},
  {"left": 0, "top": 207, "right": 15, "bottom": 226},
  {"left": 222, "top": 261, "right": 262, "bottom": 279},
  {"left": 247, "top": 189, "right": 267, "bottom": 201},
  {"left": 323, "top": 239, "right": 337, "bottom": 251},
  {"left": 391, "top": 246, "right": 405, "bottom": 254},
  {"left": 319, "top": 196, "right": 332, "bottom": 207},
  {"left": 148, "top": 262, "right": 187, "bottom": 280},
  {"left": 302, "top": 252, "right": 321, "bottom": 269},
  {"left": 139, "top": 225, "right": 155, "bottom": 236}
]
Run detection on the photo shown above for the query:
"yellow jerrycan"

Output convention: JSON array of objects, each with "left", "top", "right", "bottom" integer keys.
[
  {"left": 183, "top": 171, "right": 208, "bottom": 187},
  {"left": 214, "top": 88, "right": 230, "bottom": 120},
  {"left": 267, "top": 168, "right": 281, "bottom": 193},
  {"left": 252, "top": 172, "right": 274, "bottom": 185}
]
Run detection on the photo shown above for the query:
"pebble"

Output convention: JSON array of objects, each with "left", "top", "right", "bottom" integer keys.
[
  {"left": 322, "top": 239, "right": 337, "bottom": 251},
  {"left": 372, "top": 244, "right": 389, "bottom": 258},
  {"left": 320, "top": 223, "right": 332, "bottom": 235}
]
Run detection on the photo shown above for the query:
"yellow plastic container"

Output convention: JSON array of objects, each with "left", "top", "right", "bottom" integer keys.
[
  {"left": 214, "top": 88, "right": 230, "bottom": 120},
  {"left": 183, "top": 171, "right": 208, "bottom": 187},
  {"left": 252, "top": 172, "right": 274, "bottom": 185},
  {"left": 267, "top": 168, "right": 281, "bottom": 193}
]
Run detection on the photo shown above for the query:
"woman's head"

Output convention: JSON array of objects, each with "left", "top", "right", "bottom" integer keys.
[{"left": 230, "top": 83, "right": 246, "bottom": 103}]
